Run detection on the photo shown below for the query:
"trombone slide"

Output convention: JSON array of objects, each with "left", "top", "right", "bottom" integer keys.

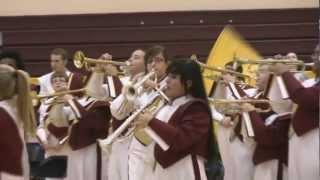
[
  {"left": 100, "top": 84, "right": 169, "bottom": 146},
  {"left": 242, "top": 112, "right": 255, "bottom": 137},
  {"left": 275, "top": 76, "right": 289, "bottom": 99},
  {"left": 144, "top": 127, "right": 169, "bottom": 150}
]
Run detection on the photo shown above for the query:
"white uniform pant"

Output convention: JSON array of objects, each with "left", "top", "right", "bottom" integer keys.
[
  {"left": 288, "top": 128, "right": 319, "bottom": 180},
  {"left": 253, "top": 160, "right": 288, "bottom": 180}
]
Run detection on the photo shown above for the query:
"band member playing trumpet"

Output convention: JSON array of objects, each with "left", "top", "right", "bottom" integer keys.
[
  {"left": 106, "top": 49, "right": 146, "bottom": 180},
  {"left": 133, "top": 58, "right": 214, "bottom": 180},
  {"left": 270, "top": 44, "right": 320, "bottom": 180},
  {"left": 127, "top": 45, "right": 170, "bottom": 180},
  {"left": 84, "top": 52, "right": 124, "bottom": 100},
  {"left": 0, "top": 64, "right": 36, "bottom": 179}
]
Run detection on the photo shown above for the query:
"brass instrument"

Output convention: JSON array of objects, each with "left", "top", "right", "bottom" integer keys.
[
  {"left": 99, "top": 85, "right": 170, "bottom": 146},
  {"left": 35, "top": 88, "right": 87, "bottom": 100},
  {"left": 233, "top": 57, "right": 306, "bottom": 70},
  {"left": 123, "top": 71, "right": 156, "bottom": 102},
  {"left": 190, "top": 54, "right": 252, "bottom": 79},
  {"left": 73, "top": 51, "right": 130, "bottom": 70},
  {"left": 204, "top": 74, "right": 257, "bottom": 83},
  {"left": 208, "top": 98, "right": 271, "bottom": 113},
  {"left": 209, "top": 98, "right": 270, "bottom": 104}
]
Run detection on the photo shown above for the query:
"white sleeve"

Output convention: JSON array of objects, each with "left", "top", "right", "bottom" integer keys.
[
  {"left": 110, "top": 94, "right": 135, "bottom": 120},
  {"left": 86, "top": 72, "right": 109, "bottom": 99},
  {"left": 210, "top": 104, "right": 224, "bottom": 122},
  {"left": 38, "top": 77, "right": 47, "bottom": 96},
  {"left": 63, "top": 106, "right": 76, "bottom": 121}
]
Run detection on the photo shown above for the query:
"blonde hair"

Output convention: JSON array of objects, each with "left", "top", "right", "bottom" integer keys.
[{"left": 0, "top": 64, "right": 36, "bottom": 135}]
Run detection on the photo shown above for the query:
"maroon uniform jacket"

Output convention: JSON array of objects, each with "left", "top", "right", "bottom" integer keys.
[
  {"left": 249, "top": 110, "right": 291, "bottom": 165},
  {"left": 282, "top": 72, "right": 319, "bottom": 136},
  {"left": 0, "top": 107, "right": 24, "bottom": 175},
  {"left": 47, "top": 98, "right": 111, "bottom": 150},
  {"left": 148, "top": 99, "right": 212, "bottom": 169}
]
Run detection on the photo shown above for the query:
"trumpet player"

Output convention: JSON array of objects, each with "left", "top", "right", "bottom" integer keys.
[
  {"left": 269, "top": 44, "right": 320, "bottom": 180},
  {"left": 90, "top": 52, "right": 124, "bottom": 99},
  {"left": 127, "top": 45, "right": 170, "bottom": 180},
  {"left": 133, "top": 58, "right": 213, "bottom": 180},
  {"left": 107, "top": 49, "right": 146, "bottom": 180}
]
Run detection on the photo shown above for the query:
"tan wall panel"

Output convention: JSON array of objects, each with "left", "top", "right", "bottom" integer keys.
[{"left": 1, "top": 0, "right": 318, "bottom": 16}]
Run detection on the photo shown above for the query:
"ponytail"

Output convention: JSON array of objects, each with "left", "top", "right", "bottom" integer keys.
[{"left": 16, "top": 70, "right": 36, "bottom": 136}]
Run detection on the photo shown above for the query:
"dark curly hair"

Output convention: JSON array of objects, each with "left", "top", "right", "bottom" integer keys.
[{"left": 0, "top": 51, "right": 25, "bottom": 70}]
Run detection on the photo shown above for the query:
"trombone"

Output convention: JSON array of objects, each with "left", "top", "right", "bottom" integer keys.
[
  {"left": 208, "top": 98, "right": 271, "bottom": 113},
  {"left": 73, "top": 51, "right": 130, "bottom": 70},
  {"left": 208, "top": 98, "right": 270, "bottom": 105},
  {"left": 35, "top": 88, "right": 87, "bottom": 100},
  {"left": 233, "top": 57, "right": 307, "bottom": 70},
  {"left": 99, "top": 85, "right": 170, "bottom": 146},
  {"left": 190, "top": 54, "right": 252, "bottom": 79},
  {"left": 203, "top": 74, "right": 257, "bottom": 84}
]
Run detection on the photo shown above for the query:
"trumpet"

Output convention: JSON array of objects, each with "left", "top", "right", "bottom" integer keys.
[
  {"left": 99, "top": 85, "right": 170, "bottom": 146},
  {"left": 190, "top": 54, "right": 252, "bottom": 79},
  {"left": 123, "top": 71, "right": 156, "bottom": 102},
  {"left": 73, "top": 51, "right": 130, "bottom": 70}
]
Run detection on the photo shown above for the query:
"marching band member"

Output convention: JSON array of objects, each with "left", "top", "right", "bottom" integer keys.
[
  {"left": 270, "top": 44, "right": 320, "bottom": 180},
  {"left": 36, "top": 72, "right": 82, "bottom": 180},
  {"left": 37, "top": 70, "right": 111, "bottom": 180},
  {"left": 0, "top": 51, "right": 25, "bottom": 70},
  {"left": 36, "top": 72, "right": 71, "bottom": 155},
  {"left": 0, "top": 64, "right": 36, "bottom": 179},
  {"left": 241, "top": 63, "right": 293, "bottom": 180},
  {"left": 38, "top": 48, "right": 72, "bottom": 96},
  {"left": 208, "top": 62, "right": 245, "bottom": 180},
  {"left": 127, "top": 45, "right": 170, "bottom": 180},
  {"left": 213, "top": 62, "right": 258, "bottom": 180},
  {"left": 90, "top": 52, "right": 126, "bottom": 180},
  {"left": 107, "top": 49, "right": 146, "bottom": 180},
  {"left": 133, "top": 58, "right": 213, "bottom": 180},
  {"left": 86, "top": 52, "right": 124, "bottom": 100}
]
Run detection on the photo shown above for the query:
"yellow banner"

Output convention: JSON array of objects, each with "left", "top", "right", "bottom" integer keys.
[{"left": 203, "top": 25, "right": 261, "bottom": 95}]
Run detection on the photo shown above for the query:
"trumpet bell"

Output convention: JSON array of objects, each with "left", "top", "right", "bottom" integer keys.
[
  {"left": 122, "top": 82, "right": 139, "bottom": 102},
  {"left": 73, "top": 51, "right": 86, "bottom": 69}
]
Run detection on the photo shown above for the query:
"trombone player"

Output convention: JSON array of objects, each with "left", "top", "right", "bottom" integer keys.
[
  {"left": 36, "top": 70, "right": 111, "bottom": 180},
  {"left": 269, "top": 44, "right": 320, "bottom": 180},
  {"left": 208, "top": 61, "right": 258, "bottom": 180},
  {"left": 238, "top": 62, "right": 294, "bottom": 180}
]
